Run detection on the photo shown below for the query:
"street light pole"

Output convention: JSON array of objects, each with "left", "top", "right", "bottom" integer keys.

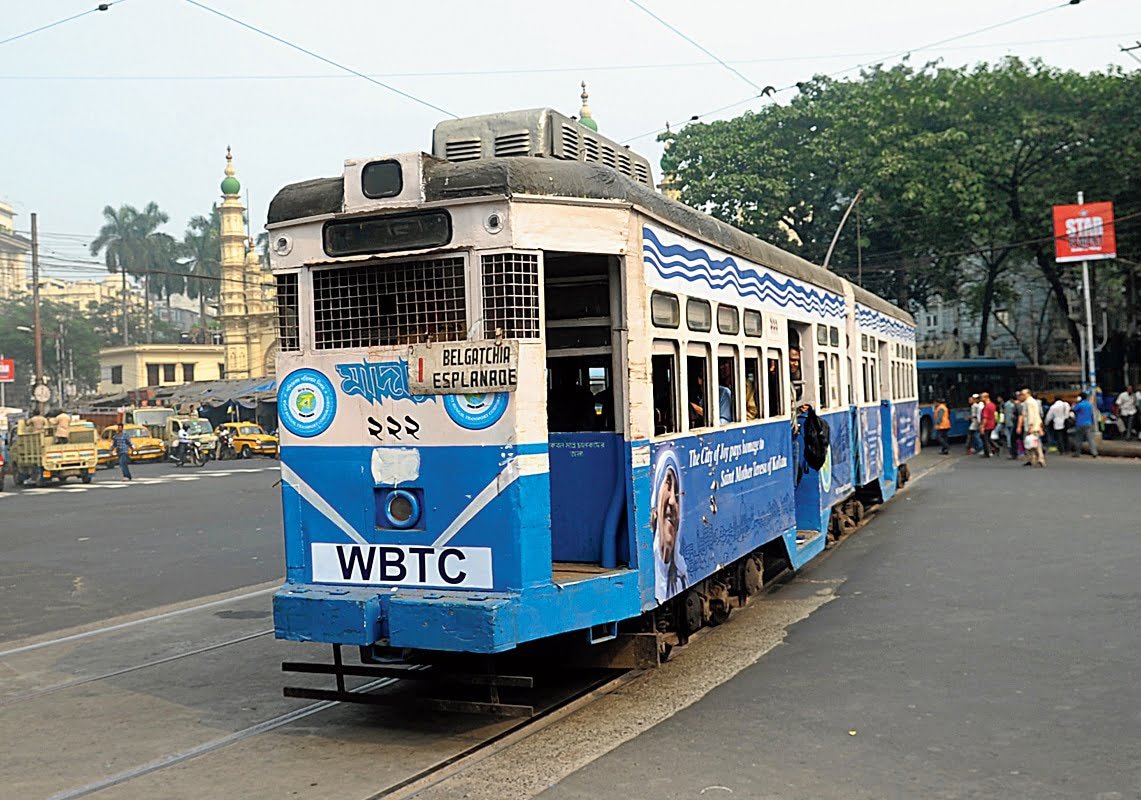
[{"left": 31, "top": 213, "right": 46, "bottom": 415}]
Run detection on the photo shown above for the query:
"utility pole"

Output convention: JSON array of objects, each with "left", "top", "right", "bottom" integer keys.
[
  {"left": 31, "top": 213, "right": 46, "bottom": 415},
  {"left": 1077, "top": 191, "right": 1098, "bottom": 406},
  {"left": 121, "top": 259, "right": 129, "bottom": 346}
]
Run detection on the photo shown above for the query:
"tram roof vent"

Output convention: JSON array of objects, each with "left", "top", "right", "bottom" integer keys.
[{"left": 432, "top": 108, "right": 654, "bottom": 187}]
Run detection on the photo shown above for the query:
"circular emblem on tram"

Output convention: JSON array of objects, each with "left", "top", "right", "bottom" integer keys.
[
  {"left": 279, "top": 368, "right": 337, "bottom": 438},
  {"left": 443, "top": 392, "right": 509, "bottom": 431}
]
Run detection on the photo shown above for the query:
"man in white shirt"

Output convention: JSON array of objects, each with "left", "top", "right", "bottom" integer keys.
[
  {"left": 1116, "top": 385, "right": 1137, "bottom": 440},
  {"left": 967, "top": 394, "right": 983, "bottom": 455},
  {"left": 1044, "top": 396, "right": 1072, "bottom": 454},
  {"left": 174, "top": 423, "right": 192, "bottom": 465}
]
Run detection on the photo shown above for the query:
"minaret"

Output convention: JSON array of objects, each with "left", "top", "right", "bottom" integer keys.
[
  {"left": 578, "top": 81, "right": 598, "bottom": 132},
  {"left": 219, "top": 146, "right": 250, "bottom": 378}
]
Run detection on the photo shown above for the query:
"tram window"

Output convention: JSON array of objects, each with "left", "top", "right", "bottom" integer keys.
[
  {"left": 651, "top": 292, "right": 680, "bottom": 328},
  {"left": 687, "top": 354, "right": 710, "bottom": 429},
  {"left": 686, "top": 299, "right": 712, "bottom": 332},
  {"left": 744, "top": 354, "right": 761, "bottom": 420},
  {"left": 743, "top": 309, "right": 763, "bottom": 337},
  {"left": 766, "top": 349, "right": 784, "bottom": 417},
  {"left": 830, "top": 354, "right": 840, "bottom": 407},
  {"left": 830, "top": 326, "right": 840, "bottom": 347},
  {"left": 816, "top": 325, "right": 828, "bottom": 346},
  {"left": 548, "top": 359, "right": 613, "bottom": 432},
  {"left": 275, "top": 273, "right": 300, "bottom": 352},
  {"left": 717, "top": 305, "right": 740, "bottom": 335},
  {"left": 361, "top": 160, "right": 403, "bottom": 199},
  {"left": 651, "top": 352, "right": 678, "bottom": 436},
  {"left": 717, "top": 354, "right": 737, "bottom": 425},
  {"left": 861, "top": 358, "right": 870, "bottom": 403},
  {"left": 847, "top": 357, "right": 854, "bottom": 405},
  {"left": 817, "top": 356, "right": 829, "bottom": 409},
  {"left": 870, "top": 360, "right": 878, "bottom": 402}
]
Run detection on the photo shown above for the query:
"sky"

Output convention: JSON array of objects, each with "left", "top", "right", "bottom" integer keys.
[{"left": 2, "top": 0, "right": 1139, "bottom": 281}]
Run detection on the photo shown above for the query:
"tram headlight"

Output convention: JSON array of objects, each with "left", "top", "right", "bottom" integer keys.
[{"left": 380, "top": 489, "right": 422, "bottom": 530}]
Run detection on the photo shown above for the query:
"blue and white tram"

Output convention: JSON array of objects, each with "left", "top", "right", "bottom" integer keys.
[{"left": 266, "top": 108, "right": 918, "bottom": 676}]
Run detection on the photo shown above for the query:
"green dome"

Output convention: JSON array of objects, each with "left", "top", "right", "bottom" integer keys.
[
  {"left": 578, "top": 116, "right": 598, "bottom": 132},
  {"left": 221, "top": 175, "right": 241, "bottom": 195}
]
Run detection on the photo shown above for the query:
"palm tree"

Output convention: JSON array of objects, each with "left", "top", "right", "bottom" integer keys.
[
  {"left": 134, "top": 202, "right": 171, "bottom": 344},
  {"left": 90, "top": 204, "right": 141, "bottom": 345},
  {"left": 183, "top": 206, "right": 222, "bottom": 343}
]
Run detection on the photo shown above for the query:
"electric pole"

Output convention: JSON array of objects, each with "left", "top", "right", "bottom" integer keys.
[{"left": 31, "top": 213, "right": 46, "bottom": 415}]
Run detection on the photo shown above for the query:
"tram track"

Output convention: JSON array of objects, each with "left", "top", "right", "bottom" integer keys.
[{"left": 1, "top": 628, "right": 274, "bottom": 706}]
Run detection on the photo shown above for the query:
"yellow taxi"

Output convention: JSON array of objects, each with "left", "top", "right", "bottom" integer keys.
[
  {"left": 95, "top": 434, "right": 114, "bottom": 468},
  {"left": 99, "top": 424, "right": 167, "bottom": 462},
  {"left": 219, "top": 422, "right": 279, "bottom": 459}
]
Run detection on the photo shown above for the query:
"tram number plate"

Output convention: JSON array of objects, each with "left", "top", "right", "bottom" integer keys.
[
  {"left": 407, "top": 341, "right": 519, "bottom": 395},
  {"left": 311, "top": 543, "right": 493, "bottom": 589}
]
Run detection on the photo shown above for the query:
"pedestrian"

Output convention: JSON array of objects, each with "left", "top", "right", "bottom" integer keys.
[
  {"left": 1116, "top": 385, "right": 1137, "bottom": 440},
  {"left": 967, "top": 393, "right": 982, "bottom": 455},
  {"left": 1019, "top": 388, "right": 1046, "bottom": 467},
  {"left": 979, "top": 392, "right": 998, "bottom": 458},
  {"left": 933, "top": 397, "right": 952, "bottom": 455},
  {"left": 52, "top": 410, "right": 71, "bottom": 444},
  {"left": 1004, "top": 394, "right": 1019, "bottom": 459},
  {"left": 1072, "top": 392, "right": 1099, "bottom": 458},
  {"left": 1044, "top": 395, "right": 1072, "bottom": 456},
  {"left": 112, "top": 423, "right": 133, "bottom": 480},
  {"left": 28, "top": 411, "right": 48, "bottom": 433}
]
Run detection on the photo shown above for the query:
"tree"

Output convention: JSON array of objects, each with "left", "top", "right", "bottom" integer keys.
[
  {"left": 664, "top": 59, "right": 1140, "bottom": 359},
  {"left": 90, "top": 204, "right": 140, "bottom": 345},
  {"left": 183, "top": 205, "right": 222, "bottom": 343},
  {"left": 90, "top": 201, "right": 181, "bottom": 345}
]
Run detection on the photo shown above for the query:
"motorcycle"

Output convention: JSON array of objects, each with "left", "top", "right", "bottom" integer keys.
[
  {"left": 214, "top": 432, "right": 237, "bottom": 461},
  {"left": 171, "top": 439, "right": 209, "bottom": 468}
]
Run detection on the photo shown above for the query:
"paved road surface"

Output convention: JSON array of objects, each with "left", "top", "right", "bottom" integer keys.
[
  {"left": 541, "top": 454, "right": 1141, "bottom": 800},
  {"left": 0, "top": 459, "right": 283, "bottom": 642}
]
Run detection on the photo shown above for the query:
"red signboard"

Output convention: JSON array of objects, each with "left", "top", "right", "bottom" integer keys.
[
  {"left": 1053, "top": 201, "right": 1117, "bottom": 263},
  {"left": 0, "top": 358, "right": 13, "bottom": 383}
]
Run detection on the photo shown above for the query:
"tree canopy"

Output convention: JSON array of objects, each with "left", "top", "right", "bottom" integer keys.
[{"left": 662, "top": 57, "right": 1140, "bottom": 360}]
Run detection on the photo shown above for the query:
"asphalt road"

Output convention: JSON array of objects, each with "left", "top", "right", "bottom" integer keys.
[
  {"left": 0, "top": 458, "right": 283, "bottom": 642},
  {"left": 541, "top": 454, "right": 1141, "bottom": 800}
]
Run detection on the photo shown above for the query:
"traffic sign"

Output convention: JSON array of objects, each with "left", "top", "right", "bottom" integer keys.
[
  {"left": 33, "top": 383, "right": 51, "bottom": 403},
  {"left": 0, "top": 358, "right": 13, "bottom": 384},
  {"left": 1053, "top": 201, "right": 1117, "bottom": 263}
]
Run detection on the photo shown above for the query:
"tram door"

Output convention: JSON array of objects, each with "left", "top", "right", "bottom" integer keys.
[{"left": 543, "top": 253, "right": 626, "bottom": 567}]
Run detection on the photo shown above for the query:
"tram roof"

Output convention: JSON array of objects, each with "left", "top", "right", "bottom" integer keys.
[{"left": 268, "top": 156, "right": 913, "bottom": 326}]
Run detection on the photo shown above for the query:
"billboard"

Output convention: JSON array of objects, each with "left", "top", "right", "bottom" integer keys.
[
  {"left": 1053, "top": 201, "right": 1117, "bottom": 263},
  {"left": 0, "top": 358, "right": 14, "bottom": 384}
]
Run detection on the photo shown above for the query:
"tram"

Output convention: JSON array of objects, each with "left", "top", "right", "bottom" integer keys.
[{"left": 267, "top": 108, "right": 918, "bottom": 695}]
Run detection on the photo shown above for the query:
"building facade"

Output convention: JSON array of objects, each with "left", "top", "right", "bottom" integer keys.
[
  {"left": 0, "top": 201, "right": 31, "bottom": 300},
  {"left": 217, "top": 148, "right": 277, "bottom": 379},
  {"left": 97, "top": 344, "right": 226, "bottom": 394}
]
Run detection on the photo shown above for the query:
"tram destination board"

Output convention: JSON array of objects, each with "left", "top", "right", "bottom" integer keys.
[
  {"left": 322, "top": 210, "right": 451, "bottom": 257},
  {"left": 408, "top": 340, "right": 519, "bottom": 394}
]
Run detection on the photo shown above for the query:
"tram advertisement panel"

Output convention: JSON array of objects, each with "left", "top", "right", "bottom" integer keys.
[
  {"left": 894, "top": 400, "right": 920, "bottom": 461},
  {"left": 650, "top": 421, "right": 794, "bottom": 604}
]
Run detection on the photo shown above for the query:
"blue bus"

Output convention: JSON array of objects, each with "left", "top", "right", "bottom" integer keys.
[{"left": 917, "top": 359, "right": 1018, "bottom": 445}]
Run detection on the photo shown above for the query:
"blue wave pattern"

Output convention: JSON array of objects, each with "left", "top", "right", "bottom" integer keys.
[
  {"left": 855, "top": 305, "right": 915, "bottom": 342},
  {"left": 643, "top": 226, "right": 845, "bottom": 319}
]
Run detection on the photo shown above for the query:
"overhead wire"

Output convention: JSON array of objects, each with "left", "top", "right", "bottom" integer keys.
[
  {"left": 181, "top": 0, "right": 458, "bottom": 118},
  {"left": 0, "top": 1, "right": 125, "bottom": 49},
  {"left": 621, "top": 0, "right": 1086, "bottom": 144},
  {"left": 4, "top": 31, "right": 1138, "bottom": 81},
  {"left": 624, "top": 0, "right": 770, "bottom": 94}
]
